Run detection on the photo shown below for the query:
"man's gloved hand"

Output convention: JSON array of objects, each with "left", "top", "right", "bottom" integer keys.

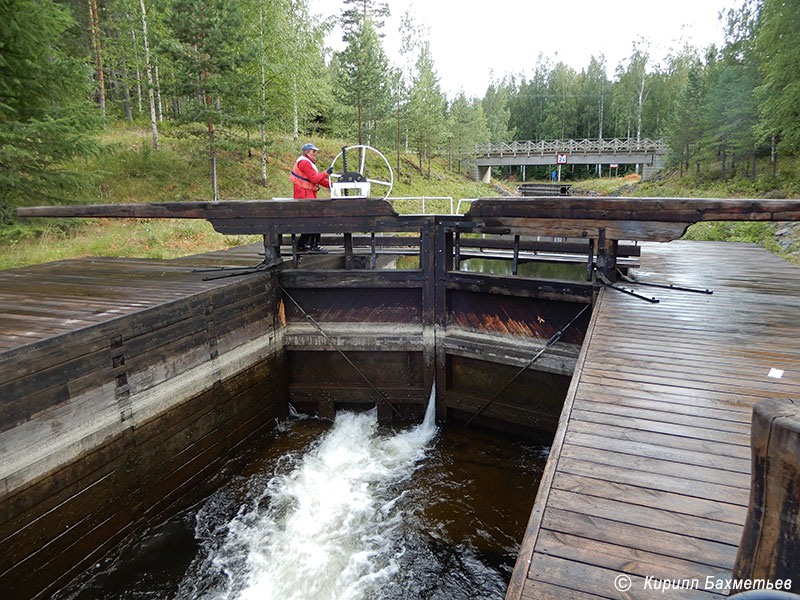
[{"left": 325, "top": 166, "right": 333, "bottom": 175}]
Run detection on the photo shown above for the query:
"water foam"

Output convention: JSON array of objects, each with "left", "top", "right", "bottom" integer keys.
[{"left": 182, "top": 387, "right": 438, "bottom": 600}]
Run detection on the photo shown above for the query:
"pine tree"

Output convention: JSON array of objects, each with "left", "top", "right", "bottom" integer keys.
[
  {"left": 667, "top": 59, "right": 706, "bottom": 174},
  {"left": 341, "top": 0, "right": 390, "bottom": 39},
  {"left": 0, "top": 0, "right": 99, "bottom": 233},
  {"left": 164, "top": 0, "right": 257, "bottom": 200},
  {"left": 702, "top": 2, "right": 761, "bottom": 178},
  {"left": 408, "top": 42, "right": 446, "bottom": 176},
  {"left": 337, "top": 16, "right": 391, "bottom": 145}
]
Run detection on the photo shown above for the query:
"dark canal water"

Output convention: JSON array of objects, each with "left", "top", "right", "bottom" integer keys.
[
  {"left": 55, "top": 393, "right": 548, "bottom": 600},
  {"left": 461, "top": 257, "right": 590, "bottom": 281}
]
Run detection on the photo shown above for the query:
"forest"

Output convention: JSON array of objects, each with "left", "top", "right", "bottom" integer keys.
[{"left": 2, "top": 0, "right": 799, "bottom": 237}]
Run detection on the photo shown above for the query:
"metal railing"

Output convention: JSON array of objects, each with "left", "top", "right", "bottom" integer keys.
[
  {"left": 475, "top": 138, "right": 666, "bottom": 157},
  {"left": 388, "top": 196, "right": 454, "bottom": 215},
  {"left": 386, "top": 197, "right": 480, "bottom": 216}
]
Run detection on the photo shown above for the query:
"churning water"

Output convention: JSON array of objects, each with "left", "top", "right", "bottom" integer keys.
[
  {"left": 58, "top": 389, "right": 546, "bottom": 600},
  {"left": 179, "top": 392, "right": 438, "bottom": 600}
]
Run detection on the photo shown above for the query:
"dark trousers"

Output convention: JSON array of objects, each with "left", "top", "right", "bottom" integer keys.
[{"left": 297, "top": 233, "right": 320, "bottom": 248}]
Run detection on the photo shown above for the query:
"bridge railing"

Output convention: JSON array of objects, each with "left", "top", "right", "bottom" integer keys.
[{"left": 475, "top": 138, "right": 666, "bottom": 157}]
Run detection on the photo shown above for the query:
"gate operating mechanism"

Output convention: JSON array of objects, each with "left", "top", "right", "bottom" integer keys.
[{"left": 328, "top": 145, "right": 394, "bottom": 200}]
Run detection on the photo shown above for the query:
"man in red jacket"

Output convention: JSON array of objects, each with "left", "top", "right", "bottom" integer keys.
[{"left": 290, "top": 142, "right": 331, "bottom": 253}]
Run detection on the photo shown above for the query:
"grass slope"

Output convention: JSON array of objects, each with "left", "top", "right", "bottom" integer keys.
[{"left": 1, "top": 124, "right": 496, "bottom": 270}]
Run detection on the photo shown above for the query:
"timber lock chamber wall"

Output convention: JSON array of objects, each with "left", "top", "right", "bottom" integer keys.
[{"left": 0, "top": 218, "right": 597, "bottom": 599}]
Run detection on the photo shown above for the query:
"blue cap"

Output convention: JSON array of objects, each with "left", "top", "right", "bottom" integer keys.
[{"left": 301, "top": 143, "right": 319, "bottom": 152}]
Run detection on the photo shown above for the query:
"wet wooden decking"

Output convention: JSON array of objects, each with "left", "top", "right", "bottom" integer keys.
[
  {"left": 510, "top": 240, "right": 800, "bottom": 600},
  {"left": 0, "top": 244, "right": 270, "bottom": 352}
]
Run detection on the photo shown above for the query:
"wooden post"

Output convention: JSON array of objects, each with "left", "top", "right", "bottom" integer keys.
[
  {"left": 596, "top": 228, "right": 618, "bottom": 282},
  {"left": 512, "top": 235, "right": 520, "bottom": 275},
  {"left": 733, "top": 397, "right": 800, "bottom": 584},
  {"left": 421, "top": 222, "right": 436, "bottom": 411},
  {"left": 344, "top": 233, "right": 354, "bottom": 269},
  {"left": 434, "top": 224, "right": 452, "bottom": 421},
  {"left": 263, "top": 233, "right": 280, "bottom": 266},
  {"left": 454, "top": 231, "right": 461, "bottom": 271}
]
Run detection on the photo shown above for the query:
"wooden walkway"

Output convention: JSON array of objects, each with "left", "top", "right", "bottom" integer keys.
[
  {"left": 0, "top": 245, "right": 269, "bottom": 352},
  {"left": 510, "top": 240, "right": 800, "bottom": 600}
]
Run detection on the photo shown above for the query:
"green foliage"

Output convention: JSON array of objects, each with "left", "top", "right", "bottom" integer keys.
[
  {"left": 407, "top": 42, "right": 446, "bottom": 175},
  {"left": 581, "top": 55, "right": 610, "bottom": 138},
  {"left": 682, "top": 221, "right": 781, "bottom": 253},
  {"left": 341, "top": 0, "right": 390, "bottom": 40},
  {"left": 755, "top": 0, "right": 800, "bottom": 154},
  {"left": 612, "top": 43, "right": 648, "bottom": 140},
  {"left": 542, "top": 63, "right": 580, "bottom": 139},
  {"left": 164, "top": 0, "right": 256, "bottom": 125},
  {"left": 482, "top": 78, "right": 515, "bottom": 142},
  {"left": 0, "top": 0, "right": 100, "bottom": 230},
  {"left": 668, "top": 59, "right": 706, "bottom": 170},
  {"left": 507, "top": 65, "right": 546, "bottom": 141},
  {"left": 336, "top": 16, "right": 392, "bottom": 145},
  {"left": 447, "top": 93, "right": 490, "bottom": 173}
]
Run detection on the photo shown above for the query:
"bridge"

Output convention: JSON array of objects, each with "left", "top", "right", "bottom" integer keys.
[{"left": 474, "top": 138, "right": 668, "bottom": 183}]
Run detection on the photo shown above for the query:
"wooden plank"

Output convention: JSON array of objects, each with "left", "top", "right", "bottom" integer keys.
[
  {"left": 526, "top": 553, "right": 722, "bottom": 600},
  {"left": 521, "top": 579, "right": 608, "bottom": 600},
  {"left": 564, "top": 430, "right": 749, "bottom": 474},
  {"left": 552, "top": 471, "right": 747, "bottom": 525},
  {"left": 566, "top": 419, "right": 750, "bottom": 460},
  {"left": 546, "top": 488, "right": 742, "bottom": 546},
  {"left": 16, "top": 198, "right": 398, "bottom": 219},
  {"left": 536, "top": 528, "right": 735, "bottom": 585},
  {"left": 461, "top": 217, "right": 693, "bottom": 242},
  {"left": 541, "top": 507, "right": 737, "bottom": 569},
  {"left": 559, "top": 444, "right": 750, "bottom": 489},
  {"left": 467, "top": 197, "right": 800, "bottom": 222},
  {"left": 572, "top": 398, "right": 751, "bottom": 435},
  {"left": 557, "top": 457, "right": 750, "bottom": 506},
  {"left": 577, "top": 375, "right": 758, "bottom": 413},
  {"left": 575, "top": 383, "right": 752, "bottom": 420},
  {"left": 570, "top": 409, "right": 752, "bottom": 446}
]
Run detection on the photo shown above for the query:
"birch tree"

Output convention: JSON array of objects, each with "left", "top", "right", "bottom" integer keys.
[{"left": 139, "top": 0, "right": 159, "bottom": 150}]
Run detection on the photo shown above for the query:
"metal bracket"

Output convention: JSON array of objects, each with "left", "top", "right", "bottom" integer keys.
[
  {"left": 617, "top": 269, "right": 713, "bottom": 295},
  {"left": 192, "top": 234, "right": 279, "bottom": 281},
  {"left": 597, "top": 270, "right": 660, "bottom": 303}
]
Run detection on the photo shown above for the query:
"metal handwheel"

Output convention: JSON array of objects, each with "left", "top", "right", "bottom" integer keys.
[{"left": 328, "top": 145, "right": 394, "bottom": 200}]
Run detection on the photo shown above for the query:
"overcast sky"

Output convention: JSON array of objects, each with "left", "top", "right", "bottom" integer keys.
[{"left": 309, "top": 0, "right": 736, "bottom": 99}]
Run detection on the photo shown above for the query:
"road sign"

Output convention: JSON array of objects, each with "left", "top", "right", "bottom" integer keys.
[
  {"left": 610, "top": 163, "right": 619, "bottom": 168},
  {"left": 556, "top": 153, "right": 568, "bottom": 164}
]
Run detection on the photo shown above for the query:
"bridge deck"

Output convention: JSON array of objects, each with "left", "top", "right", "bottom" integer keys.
[{"left": 510, "top": 240, "right": 800, "bottom": 600}]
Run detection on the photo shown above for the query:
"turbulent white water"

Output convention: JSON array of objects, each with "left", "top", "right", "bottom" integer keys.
[{"left": 181, "top": 388, "right": 438, "bottom": 600}]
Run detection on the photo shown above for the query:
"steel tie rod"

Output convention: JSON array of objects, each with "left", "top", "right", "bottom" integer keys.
[
  {"left": 463, "top": 302, "right": 592, "bottom": 429},
  {"left": 279, "top": 285, "right": 404, "bottom": 419}
]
